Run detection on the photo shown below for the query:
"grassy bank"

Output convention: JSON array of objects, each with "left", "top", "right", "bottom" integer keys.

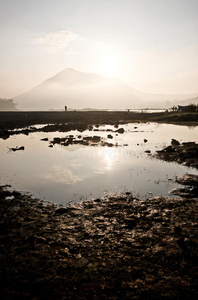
[{"left": 0, "top": 111, "right": 198, "bottom": 130}]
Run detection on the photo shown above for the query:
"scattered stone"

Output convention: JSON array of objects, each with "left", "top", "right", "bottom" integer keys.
[
  {"left": 53, "top": 137, "right": 61, "bottom": 144},
  {"left": 92, "top": 136, "right": 101, "bottom": 142},
  {"left": 145, "top": 150, "right": 151, "bottom": 153},
  {"left": 49, "top": 134, "right": 128, "bottom": 148},
  {"left": 54, "top": 207, "right": 68, "bottom": 215},
  {"left": 107, "top": 134, "right": 113, "bottom": 139},
  {"left": 8, "top": 146, "right": 25, "bottom": 152},
  {"left": 116, "top": 127, "right": 125, "bottom": 134}
]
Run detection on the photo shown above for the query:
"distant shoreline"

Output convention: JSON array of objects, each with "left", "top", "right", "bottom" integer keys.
[{"left": 0, "top": 110, "right": 198, "bottom": 130}]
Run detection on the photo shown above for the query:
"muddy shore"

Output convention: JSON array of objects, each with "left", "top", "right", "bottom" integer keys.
[
  {"left": 0, "top": 111, "right": 198, "bottom": 299},
  {"left": 0, "top": 185, "right": 198, "bottom": 300},
  {"left": 0, "top": 111, "right": 198, "bottom": 130}
]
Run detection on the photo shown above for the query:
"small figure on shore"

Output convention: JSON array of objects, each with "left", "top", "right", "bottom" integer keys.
[{"left": 65, "top": 106, "right": 67, "bottom": 112}]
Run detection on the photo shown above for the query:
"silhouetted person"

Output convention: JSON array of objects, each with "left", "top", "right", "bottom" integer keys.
[{"left": 65, "top": 106, "right": 67, "bottom": 111}]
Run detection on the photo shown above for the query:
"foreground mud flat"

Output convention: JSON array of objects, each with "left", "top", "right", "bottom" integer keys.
[{"left": 0, "top": 186, "right": 197, "bottom": 299}]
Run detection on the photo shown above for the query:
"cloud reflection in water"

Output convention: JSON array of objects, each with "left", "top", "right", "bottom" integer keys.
[{"left": 44, "top": 166, "right": 83, "bottom": 184}]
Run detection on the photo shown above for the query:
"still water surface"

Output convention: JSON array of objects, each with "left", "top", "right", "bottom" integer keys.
[{"left": 0, "top": 123, "right": 197, "bottom": 205}]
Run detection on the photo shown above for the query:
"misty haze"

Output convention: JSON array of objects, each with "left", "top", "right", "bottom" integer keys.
[
  {"left": 0, "top": 0, "right": 198, "bottom": 299},
  {"left": 14, "top": 68, "right": 198, "bottom": 111}
]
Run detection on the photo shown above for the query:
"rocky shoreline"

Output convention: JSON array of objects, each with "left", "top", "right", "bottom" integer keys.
[
  {"left": 0, "top": 184, "right": 198, "bottom": 299},
  {"left": 155, "top": 140, "right": 198, "bottom": 169}
]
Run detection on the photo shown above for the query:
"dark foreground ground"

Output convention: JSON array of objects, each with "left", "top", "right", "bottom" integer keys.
[
  {"left": 0, "top": 186, "right": 198, "bottom": 300},
  {"left": 0, "top": 110, "right": 198, "bottom": 130}
]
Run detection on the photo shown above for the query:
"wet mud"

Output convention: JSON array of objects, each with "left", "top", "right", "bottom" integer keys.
[{"left": 0, "top": 185, "right": 197, "bottom": 299}]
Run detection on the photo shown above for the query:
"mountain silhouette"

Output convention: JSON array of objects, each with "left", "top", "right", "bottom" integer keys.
[{"left": 15, "top": 68, "right": 198, "bottom": 110}]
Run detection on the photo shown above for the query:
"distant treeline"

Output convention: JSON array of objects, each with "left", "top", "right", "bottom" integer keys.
[
  {"left": 177, "top": 103, "right": 198, "bottom": 112},
  {"left": 0, "top": 98, "right": 18, "bottom": 111}
]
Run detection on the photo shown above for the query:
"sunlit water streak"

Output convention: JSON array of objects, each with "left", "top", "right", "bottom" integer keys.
[{"left": 0, "top": 123, "right": 197, "bottom": 205}]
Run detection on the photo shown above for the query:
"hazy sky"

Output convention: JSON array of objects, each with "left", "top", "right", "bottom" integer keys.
[{"left": 1, "top": 0, "right": 198, "bottom": 97}]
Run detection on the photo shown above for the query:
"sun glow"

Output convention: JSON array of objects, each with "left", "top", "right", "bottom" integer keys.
[
  {"left": 96, "top": 55, "right": 122, "bottom": 77},
  {"left": 103, "top": 147, "right": 116, "bottom": 171},
  {"left": 92, "top": 43, "right": 124, "bottom": 77}
]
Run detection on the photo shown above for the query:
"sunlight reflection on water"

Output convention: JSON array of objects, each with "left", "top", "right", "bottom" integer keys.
[{"left": 0, "top": 122, "right": 198, "bottom": 205}]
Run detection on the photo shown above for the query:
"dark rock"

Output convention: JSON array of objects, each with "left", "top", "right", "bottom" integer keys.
[
  {"left": 83, "top": 136, "right": 92, "bottom": 141},
  {"left": 92, "top": 136, "right": 101, "bottom": 142},
  {"left": 174, "top": 226, "right": 182, "bottom": 236},
  {"left": 107, "top": 134, "right": 113, "bottom": 139},
  {"left": 107, "top": 142, "right": 113, "bottom": 147},
  {"left": 77, "top": 123, "right": 88, "bottom": 132},
  {"left": 53, "top": 137, "right": 61, "bottom": 144},
  {"left": 0, "top": 129, "right": 10, "bottom": 139},
  {"left": 116, "top": 128, "right": 125, "bottom": 134},
  {"left": 182, "top": 142, "right": 195, "bottom": 146},
  {"left": 144, "top": 139, "right": 148, "bottom": 143},
  {"left": 54, "top": 208, "right": 68, "bottom": 215},
  {"left": 94, "top": 198, "right": 101, "bottom": 202},
  {"left": 35, "top": 235, "right": 47, "bottom": 243},
  {"left": 177, "top": 237, "right": 187, "bottom": 250},
  {"left": 12, "top": 191, "right": 22, "bottom": 197},
  {"left": 67, "top": 137, "right": 73, "bottom": 144},
  {"left": 8, "top": 146, "right": 25, "bottom": 152},
  {"left": 171, "top": 139, "right": 180, "bottom": 147},
  {"left": 176, "top": 174, "right": 198, "bottom": 187},
  {"left": 124, "top": 217, "right": 137, "bottom": 229},
  {"left": 155, "top": 141, "right": 198, "bottom": 169},
  {"left": 164, "top": 145, "right": 174, "bottom": 152},
  {"left": 145, "top": 150, "right": 151, "bottom": 154}
]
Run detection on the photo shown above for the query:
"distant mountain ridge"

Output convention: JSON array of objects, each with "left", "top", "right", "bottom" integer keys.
[
  {"left": 15, "top": 68, "right": 198, "bottom": 111},
  {"left": 45, "top": 68, "right": 105, "bottom": 86}
]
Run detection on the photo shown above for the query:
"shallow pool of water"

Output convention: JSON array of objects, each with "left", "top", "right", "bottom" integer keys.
[{"left": 0, "top": 122, "right": 197, "bottom": 205}]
